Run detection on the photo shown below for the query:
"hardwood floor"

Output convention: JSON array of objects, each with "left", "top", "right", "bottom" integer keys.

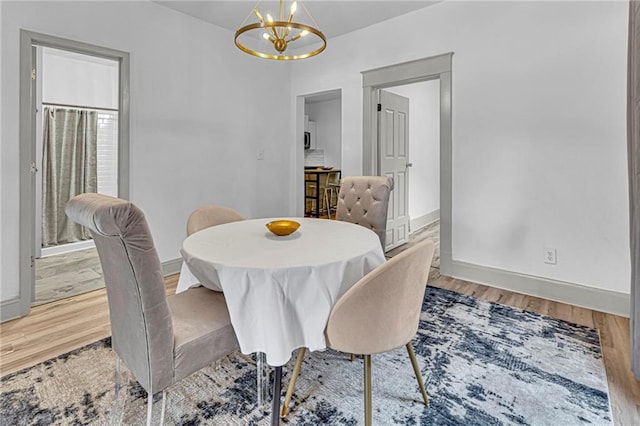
[
  {"left": 34, "top": 247, "right": 104, "bottom": 306},
  {"left": 0, "top": 276, "right": 176, "bottom": 378},
  {"left": 1, "top": 235, "right": 638, "bottom": 423}
]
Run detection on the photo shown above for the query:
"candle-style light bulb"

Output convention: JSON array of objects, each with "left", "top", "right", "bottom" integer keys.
[
  {"left": 254, "top": 8, "right": 264, "bottom": 23},
  {"left": 287, "top": 1, "right": 297, "bottom": 25}
]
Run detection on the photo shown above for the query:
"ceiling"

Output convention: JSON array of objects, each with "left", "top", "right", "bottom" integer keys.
[{"left": 155, "top": 1, "right": 439, "bottom": 39}]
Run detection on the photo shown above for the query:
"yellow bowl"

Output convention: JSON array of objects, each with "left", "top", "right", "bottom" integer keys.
[{"left": 266, "top": 220, "right": 300, "bottom": 236}]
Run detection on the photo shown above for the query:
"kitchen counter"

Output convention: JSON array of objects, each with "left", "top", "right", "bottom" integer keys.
[{"left": 304, "top": 168, "right": 341, "bottom": 217}]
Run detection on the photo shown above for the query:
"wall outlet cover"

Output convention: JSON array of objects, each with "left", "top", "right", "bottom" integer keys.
[{"left": 544, "top": 247, "right": 557, "bottom": 265}]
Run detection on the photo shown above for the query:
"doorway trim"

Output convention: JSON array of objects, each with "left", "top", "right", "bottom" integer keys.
[
  {"left": 362, "top": 52, "right": 453, "bottom": 275},
  {"left": 15, "top": 30, "right": 130, "bottom": 319}
]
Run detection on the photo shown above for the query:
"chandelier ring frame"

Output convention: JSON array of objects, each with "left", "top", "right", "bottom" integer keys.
[{"left": 234, "top": 21, "right": 326, "bottom": 60}]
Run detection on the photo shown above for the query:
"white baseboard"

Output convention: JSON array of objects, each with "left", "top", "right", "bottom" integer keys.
[
  {"left": 0, "top": 297, "right": 22, "bottom": 322},
  {"left": 450, "top": 260, "right": 629, "bottom": 318},
  {"left": 3, "top": 256, "right": 627, "bottom": 323},
  {"left": 41, "top": 240, "right": 95, "bottom": 258},
  {"left": 162, "top": 258, "right": 182, "bottom": 276},
  {"left": 1, "top": 259, "right": 183, "bottom": 324},
  {"left": 410, "top": 209, "right": 440, "bottom": 233}
]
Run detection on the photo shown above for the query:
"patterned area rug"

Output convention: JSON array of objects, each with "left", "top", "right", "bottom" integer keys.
[{"left": 1, "top": 287, "right": 612, "bottom": 425}]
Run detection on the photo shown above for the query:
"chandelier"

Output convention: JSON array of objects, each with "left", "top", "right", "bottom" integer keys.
[{"left": 235, "top": 0, "right": 326, "bottom": 60}]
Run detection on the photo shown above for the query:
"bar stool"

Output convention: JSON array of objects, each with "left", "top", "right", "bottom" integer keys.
[{"left": 323, "top": 172, "right": 341, "bottom": 219}]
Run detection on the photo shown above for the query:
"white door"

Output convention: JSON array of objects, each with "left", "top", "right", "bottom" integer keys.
[{"left": 378, "top": 90, "right": 410, "bottom": 251}]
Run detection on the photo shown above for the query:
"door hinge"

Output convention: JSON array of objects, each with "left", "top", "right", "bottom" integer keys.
[
  {"left": 377, "top": 103, "right": 381, "bottom": 112},
  {"left": 31, "top": 69, "right": 36, "bottom": 80},
  {"left": 30, "top": 162, "right": 38, "bottom": 174},
  {"left": 30, "top": 256, "right": 35, "bottom": 268}
]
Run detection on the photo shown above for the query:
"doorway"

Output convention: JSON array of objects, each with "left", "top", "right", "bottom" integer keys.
[
  {"left": 32, "top": 47, "right": 120, "bottom": 306},
  {"left": 362, "top": 53, "right": 453, "bottom": 275},
  {"left": 301, "top": 89, "right": 342, "bottom": 218},
  {"left": 18, "top": 30, "right": 130, "bottom": 317},
  {"left": 378, "top": 80, "right": 440, "bottom": 251}
]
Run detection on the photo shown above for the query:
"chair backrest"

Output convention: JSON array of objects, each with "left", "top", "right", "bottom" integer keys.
[
  {"left": 325, "top": 239, "right": 435, "bottom": 355},
  {"left": 325, "top": 171, "right": 341, "bottom": 187},
  {"left": 65, "top": 193, "right": 174, "bottom": 393},
  {"left": 335, "top": 176, "right": 394, "bottom": 249},
  {"left": 186, "top": 205, "right": 245, "bottom": 236}
]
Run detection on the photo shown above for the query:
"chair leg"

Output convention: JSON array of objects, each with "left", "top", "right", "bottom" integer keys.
[
  {"left": 324, "top": 189, "right": 330, "bottom": 218},
  {"left": 406, "top": 343, "right": 429, "bottom": 406},
  {"left": 114, "top": 355, "right": 121, "bottom": 403},
  {"left": 111, "top": 355, "right": 122, "bottom": 425},
  {"left": 363, "top": 354, "right": 372, "bottom": 426},
  {"left": 146, "top": 391, "right": 153, "bottom": 426},
  {"left": 146, "top": 390, "right": 166, "bottom": 426},
  {"left": 329, "top": 187, "right": 337, "bottom": 219},
  {"left": 160, "top": 391, "right": 166, "bottom": 425},
  {"left": 331, "top": 187, "right": 337, "bottom": 219},
  {"left": 281, "top": 347, "right": 306, "bottom": 417}
]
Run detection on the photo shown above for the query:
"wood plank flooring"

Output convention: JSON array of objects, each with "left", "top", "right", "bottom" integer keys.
[
  {"left": 34, "top": 247, "right": 104, "bottom": 306},
  {"left": 1, "top": 230, "right": 639, "bottom": 424}
]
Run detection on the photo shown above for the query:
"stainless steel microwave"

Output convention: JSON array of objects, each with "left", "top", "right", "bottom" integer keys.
[{"left": 304, "top": 132, "right": 311, "bottom": 150}]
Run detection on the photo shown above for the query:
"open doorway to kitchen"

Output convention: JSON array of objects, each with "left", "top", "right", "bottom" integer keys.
[
  {"left": 17, "top": 30, "right": 130, "bottom": 318},
  {"left": 302, "top": 89, "right": 342, "bottom": 219}
]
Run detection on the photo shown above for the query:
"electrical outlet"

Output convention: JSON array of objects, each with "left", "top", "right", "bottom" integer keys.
[
  {"left": 543, "top": 247, "right": 557, "bottom": 265},
  {"left": 257, "top": 149, "right": 265, "bottom": 160}
]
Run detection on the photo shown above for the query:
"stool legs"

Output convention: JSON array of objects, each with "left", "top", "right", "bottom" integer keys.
[{"left": 324, "top": 187, "right": 338, "bottom": 219}]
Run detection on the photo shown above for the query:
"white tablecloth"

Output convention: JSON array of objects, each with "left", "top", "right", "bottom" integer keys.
[{"left": 178, "top": 218, "right": 385, "bottom": 366}]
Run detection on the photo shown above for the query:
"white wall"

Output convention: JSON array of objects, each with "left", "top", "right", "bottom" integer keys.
[
  {"left": 386, "top": 80, "right": 440, "bottom": 225},
  {"left": 305, "top": 98, "right": 342, "bottom": 168},
  {"left": 290, "top": 1, "right": 629, "bottom": 294},
  {"left": 1, "top": 1, "right": 292, "bottom": 303}
]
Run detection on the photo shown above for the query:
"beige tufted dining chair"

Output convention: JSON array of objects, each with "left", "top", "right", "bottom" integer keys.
[
  {"left": 65, "top": 193, "right": 239, "bottom": 425},
  {"left": 335, "top": 176, "right": 394, "bottom": 249},
  {"left": 281, "top": 239, "right": 435, "bottom": 424},
  {"left": 186, "top": 205, "right": 245, "bottom": 236}
]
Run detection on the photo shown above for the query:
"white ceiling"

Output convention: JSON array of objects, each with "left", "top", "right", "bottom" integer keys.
[{"left": 155, "top": 1, "right": 439, "bottom": 39}]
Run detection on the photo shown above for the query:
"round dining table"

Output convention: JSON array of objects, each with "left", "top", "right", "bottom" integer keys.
[{"left": 178, "top": 217, "right": 385, "bottom": 424}]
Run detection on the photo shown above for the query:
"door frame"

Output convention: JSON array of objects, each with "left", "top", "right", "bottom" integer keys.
[
  {"left": 18, "top": 30, "right": 130, "bottom": 318},
  {"left": 362, "top": 52, "right": 453, "bottom": 275}
]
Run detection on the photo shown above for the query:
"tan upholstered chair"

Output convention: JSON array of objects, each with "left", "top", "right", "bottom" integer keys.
[
  {"left": 186, "top": 205, "right": 245, "bottom": 236},
  {"left": 65, "top": 193, "right": 239, "bottom": 425},
  {"left": 281, "top": 239, "right": 435, "bottom": 424},
  {"left": 335, "top": 176, "right": 394, "bottom": 249}
]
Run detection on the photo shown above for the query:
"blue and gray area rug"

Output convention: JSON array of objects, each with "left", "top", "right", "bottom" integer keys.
[{"left": 1, "top": 287, "right": 612, "bottom": 425}]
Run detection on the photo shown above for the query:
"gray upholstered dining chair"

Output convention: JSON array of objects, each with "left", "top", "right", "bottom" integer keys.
[
  {"left": 65, "top": 193, "right": 239, "bottom": 425},
  {"left": 335, "top": 175, "right": 394, "bottom": 249},
  {"left": 186, "top": 205, "right": 245, "bottom": 236},
  {"left": 281, "top": 239, "right": 435, "bottom": 424}
]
